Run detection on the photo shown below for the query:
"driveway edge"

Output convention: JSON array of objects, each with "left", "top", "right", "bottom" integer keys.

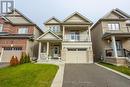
[
  {"left": 51, "top": 63, "right": 65, "bottom": 87},
  {"left": 96, "top": 63, "right": 130, "bottom": 80}
]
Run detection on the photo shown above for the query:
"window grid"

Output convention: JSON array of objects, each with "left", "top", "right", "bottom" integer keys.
[
  {"left": 18, "top": 27, "right": 28, "bottom": 34},
  {"left": 0, "top": 24, "right": 3, "bottom": 32},
  {"left": 108, "top": 23, "right": 120, "bottom": 30}
]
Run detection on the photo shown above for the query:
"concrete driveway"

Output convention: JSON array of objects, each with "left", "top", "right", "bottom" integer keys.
[{"left": 62, "top": 64, "right": 130, "bottom": 87}]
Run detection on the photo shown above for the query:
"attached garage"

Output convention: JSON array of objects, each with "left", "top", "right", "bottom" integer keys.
[
  {"left": 1, "top": 47, "right": 22, "bottom": 62},
  {"left": 66, "top": 48, "right": 88, "bottom": 63}
]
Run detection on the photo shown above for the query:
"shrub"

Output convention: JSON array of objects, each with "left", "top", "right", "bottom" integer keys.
[
  {"left": 20, "top": 52, "right": 25, "bottom": 64},
  {"left": 10, "top": 56, "right": 19, "bottom": 66},
  {"left": 20, "top": 52, "right": 31, "bottom": 64}
]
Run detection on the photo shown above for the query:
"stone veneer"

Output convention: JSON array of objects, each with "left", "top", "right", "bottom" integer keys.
[{"left": 105, "top": 57, "right": 127, "bottom": 66}]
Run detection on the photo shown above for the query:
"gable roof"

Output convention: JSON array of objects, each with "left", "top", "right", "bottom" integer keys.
[
  {"left": 102, "top": 8, "right": 130, "bottom": 19},
  {"left": 4, "top": 9, "right": 35, "bottom": 25},
  {"left": 91, "top": 8, "right": 130, "bottom": 31},
  {"left": 63, "top": 12, "right": 93, "bottom": 24},
  {"left": 37, "top": 30, "right": 62, "bottom": 41},
  {"left": 44, "top": 17, "right": 61, "bottom": 25},
  {"left": 0, "top": 9, "right": 43, "bottom": 33}
]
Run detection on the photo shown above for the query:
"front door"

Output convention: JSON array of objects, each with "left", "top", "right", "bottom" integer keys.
[
  {"left": 116, "top": 40, "right": 123, "bottom": 50},
  {"left": 53, "top": 46, "right": 60, "bottom": 58},
  {"left": 116, "top": 40, "right": 123, "bottom": 56}
]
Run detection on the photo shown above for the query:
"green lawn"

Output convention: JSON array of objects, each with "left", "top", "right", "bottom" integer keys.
[
  {"left": 99, "top": 62, "right": 130, "bottom": 76},
  {"left": 0, "top": 64, "right": 59, "bottom": 87}
]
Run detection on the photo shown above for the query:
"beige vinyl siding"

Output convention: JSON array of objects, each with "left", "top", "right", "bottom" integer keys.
[
  {"left": 102, "top": 21, "right": 128, "bottom": 34},
  {"left": 91, "top": 22, "right": 106, "bottom": 61}
]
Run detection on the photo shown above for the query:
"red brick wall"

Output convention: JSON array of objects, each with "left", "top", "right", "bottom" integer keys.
[
  {"left": 2, "top": 24, "right": 34, "bottom": 34},
  {"left": 0, "top": 18, "right": 34, "bottom": 34},
  {"left": 0, "top": 39, "right": 27, "bottom": 51},
  {"left": 0, "top": 17, "right": 4, "bottom": 23}
]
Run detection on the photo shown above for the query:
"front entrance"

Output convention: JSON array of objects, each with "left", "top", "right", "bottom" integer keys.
[
  {"left": 116, "top": 40, "right": 123, "bottom": 57},
  {"left": 53, "top": 46, "right": 60, "bottom": 58}
]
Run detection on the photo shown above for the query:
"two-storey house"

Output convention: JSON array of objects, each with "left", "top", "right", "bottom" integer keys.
[
  {"left": 91, "top": 8, "right": 130, "bottom": 66},
  {"left": 37, "top": 12, "right": 93, "bottom": 63},
  {"left": 0, "top": 9, "right": 43, "bottom": 62}
]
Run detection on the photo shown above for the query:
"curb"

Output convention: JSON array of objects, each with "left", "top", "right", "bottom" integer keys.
[{"left": 95, "top": 63, "right": 130, "bottom": 80}]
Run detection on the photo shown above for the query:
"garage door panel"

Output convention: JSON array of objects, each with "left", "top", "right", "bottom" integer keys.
[{"left": 66, "top": 48, "right": 88, "bottom": 63}]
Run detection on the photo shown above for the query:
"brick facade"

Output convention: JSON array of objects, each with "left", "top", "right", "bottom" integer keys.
[{"left": 0, "top": 39, "right": 27, "bottom": 51}]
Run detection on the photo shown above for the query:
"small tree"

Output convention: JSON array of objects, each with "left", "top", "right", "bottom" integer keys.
[
  {"left": 27, "top": 54, "right": 31, "bottom": 63},
  {"left": 10, "top": 56, "right": 19, "bottom": 66},
  {"left": 20, "top": 52, "right": 25, "bottom": 64},
  {"left": 20, "top": 52, "right": 31, "bottom": 64}
]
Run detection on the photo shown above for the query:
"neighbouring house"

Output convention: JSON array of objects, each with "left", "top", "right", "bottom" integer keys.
[
  {"left": 91, "top": 8, "right": 130, "bottom": 66},
  {"left": 37, "top": 12, "right": 93, "bottom": 63},
  {"left": 0, "top": 9, "right": 43, "bottom": 62}
]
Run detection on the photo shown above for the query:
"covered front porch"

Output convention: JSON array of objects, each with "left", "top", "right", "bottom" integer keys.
[
  {"left": 103, "top": 33, "right": 130, "bottom": 65},
  {"left": 38, "top": 41, "right": 62, "bottom": 61},
  {"left": 37, "top": 30, "right": 62, "bottom": 61}
]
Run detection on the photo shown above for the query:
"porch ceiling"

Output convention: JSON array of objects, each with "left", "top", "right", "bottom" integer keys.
[{"left": 102, "top": 33, "right": 130, "bottom": 39}]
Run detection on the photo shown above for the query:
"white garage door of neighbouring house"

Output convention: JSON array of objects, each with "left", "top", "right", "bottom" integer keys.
[
  {"left": 1, "top": 47, "right": 22, "bottom": 62},
  {"left": 66, "top": 48, "right": 88, "bottom": 63}
]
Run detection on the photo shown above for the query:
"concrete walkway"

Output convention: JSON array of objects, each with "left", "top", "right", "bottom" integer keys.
[
  {"left": 51, "top": 63, "right": 65, "bottom": 87},
  {"left": 62, "top": 64, "right": 130, "bottom": 87}
]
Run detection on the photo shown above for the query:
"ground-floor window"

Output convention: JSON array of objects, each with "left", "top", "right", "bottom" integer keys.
[{"left": 3, "top": 47, "right": 22, "bottom": 51}]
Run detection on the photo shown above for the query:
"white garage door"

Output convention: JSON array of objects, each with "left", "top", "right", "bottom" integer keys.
[
  {"left": 1, "top": 47, "right": 22, "bottom": 62},
  {"left": 66, "top": 48, "right": 88, "bottom": 63}
]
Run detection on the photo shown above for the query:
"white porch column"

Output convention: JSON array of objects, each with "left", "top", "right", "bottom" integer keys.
[
  {"left": 111, "top": 36, "right": 118, "bottom": 58},
  {"left": 38, "top": 42, "right": 41, "bottom": 60},
  {"left": 47, "top": 42, "right": 49, "bottom": 58},
  {"left": 88, "top": 26, "right": 91, "bottom": 41},
  {"left": 63, "top": 26, "right": 65, "bottom": 41}
]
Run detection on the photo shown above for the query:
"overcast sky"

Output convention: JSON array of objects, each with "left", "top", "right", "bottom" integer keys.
[{"left": 15, "top": 0, "right": 130, "bottom": 29}]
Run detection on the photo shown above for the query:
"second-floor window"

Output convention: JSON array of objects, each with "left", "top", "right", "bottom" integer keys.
[
  {"left": 49, "top": 26, "right": 60, "bottom": 32},
  {"left": 108, "top": 23, "right": 120, "bottom": 30},
  {"left": 18, "top": 27, "right": 28, "bottom": 34},
  {"left": 70, "top": 32, "right": 80, "bottom": 41},
  {"left": 0, "top": 24, "right": 3, "bottom": 32}
]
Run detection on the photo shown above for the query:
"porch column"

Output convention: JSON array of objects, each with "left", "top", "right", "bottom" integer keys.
[
  {"left": 38, "top": 42, "right": 41, "bottom": 60},
  {"left": 47, "top": 42, "right": 49, "bottom": 58},
  {"left": 88, "top": 25, "right": 91, "bottom": 41},
  {"left": 63, "top": 26, "right": 65, "bottom": 41},
  {"left": 111, "top": 36, "right": 118, "bottom": 58}
]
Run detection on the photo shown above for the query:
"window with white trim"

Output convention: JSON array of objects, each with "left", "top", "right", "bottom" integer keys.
[
  {"left": 49, "top": 25, "right": 60, "bottom": 32},
  {"left": 0, "top": 24, "right": 3, "bottom": 32},
  {"left": 70, "top": 32, "right": 80, "bottom": 41},
  {"left": 108, "top": 23, "right": 120, "bottom": 30},
  {"left": 18, "top": 27, "right": 28, "bottom": 34}
]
